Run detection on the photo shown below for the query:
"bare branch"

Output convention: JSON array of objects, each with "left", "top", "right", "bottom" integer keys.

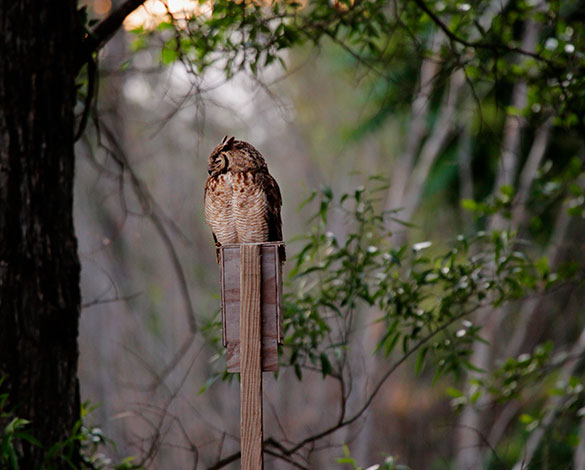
[
  {"left": 207, "top": 451, "right": 241, "bottom": 470},
  {"left": 455, "top": 425, "right": 509, "bottom": 470},
  {"left": 264, "top": 449, "right": 310, "bottom": 470},
  {"left": 385, "top": 0, "right": 509, "bottom": 236},
  {"left": 491, "top": 17, "right": 542, "bottom": 201},
  {"left": 385, "top": 32, "right": 443, "bottom": 222},
  {"left": 512, "top": 325, "right": 585, "bottom": 470},
  {"left": 401, "top": 69, "right": 465, "bottom": 221},
  {"left": 96, "top": 120, "right": 198, "bottom": 334},
  {"left": 455, "top": 17, "right": 542, "bottom": 469},
  {"left": 79, "top": 0, "right": 148, "bottom": 65},
  {"left": 510, "top": 117, "right": 553, "bottom": 227},
  {"left": 457, "top": 117, "right": 474, "bottom": 229},
  {"left": 412, "top": 0, "right": 552, "bottom": 65},
  {"left": 574, "top": 411, "right": 585, "bottom": 470},
  {"left": 208, "top": 308, "right": 476, "bottom": 469},
  {"left": 149, "top": 334, "right": 197, "bottom": 390},
  {"left": 505, "top": 208, "right": 572, "bottom": 357},
  {"left": 82, "top": 291, "right": 141, "bottom": 309}
]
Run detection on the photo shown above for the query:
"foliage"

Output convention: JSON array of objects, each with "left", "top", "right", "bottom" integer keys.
[
  {"left": 130, "top": 0, "right": 585, "bottom": 137},
  {"left": 196, "top": 173, "right": 581, "bottom": 466},
  {"left": 0, "top": 393, "right": 140, "bottom": 470},
  {"left": 337, "top": 444, "right": 411, "bottom": 470},
  {"left": 462, "top": 156, "right": 585, "bottom": 224},
  {"left": 76, "top": 402, "right": 142, "bottom": 470},
  {"left": 281, "top": 180, "right": 551, "bottom": 381}
]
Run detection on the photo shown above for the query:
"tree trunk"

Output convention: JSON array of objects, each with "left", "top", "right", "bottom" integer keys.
[{"left": 0, "top": 1, "right": 81, "bottom": 468}]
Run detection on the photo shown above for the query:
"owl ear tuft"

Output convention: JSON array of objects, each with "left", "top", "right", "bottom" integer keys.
[
  {"left": 220, "top": 135, "right": 228, "bottom": 144},
  {"left": 223, "top": 136, "right": 235, "bottom": 149}
]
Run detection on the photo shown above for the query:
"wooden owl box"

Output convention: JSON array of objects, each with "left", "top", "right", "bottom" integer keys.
[{"left": 219, "top": 242, "right": 284, "bottom": 372}]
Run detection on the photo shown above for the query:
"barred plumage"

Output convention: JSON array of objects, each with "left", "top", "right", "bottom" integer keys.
[{"left": 204, "top": 136, "right": 283, "bottom": 257}]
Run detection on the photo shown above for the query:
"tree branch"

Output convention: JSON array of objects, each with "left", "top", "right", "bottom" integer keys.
[
  {"left": 454, "top": 17, "right": 542, "bottom": 469},
  {"left": 207, "top": 308, "right": 475, "bottom": 469},
  {"left": 574, "top": 410, "right": 585, "bottom": 470},
  {"left": 412, "top": 0, "right": 552, "bottom": 64},
  {"left": 264, "top": 449, "right": 310, "bottom": 470},
  {"left": 96, "top": 120, "right": 198, "bottom": 334},
  {"left": 82, "top": 291, "right": 141, "bottom": 309},
  {"left": 400, "top": 68, "right": 465, "bottom": 229},
  {"left": 78, "top": 0, "right": 148, "bottom": 67},
  {"left": 510, "top": 117, "right": 553, "bottom": 228},
  {"left": 207, "top": 451, "right": 241, "bottom": 470},
  {"left": 512, "top": 325, "right": 585, "bottom": 470},
  {"left": 385, "top": 32, "right": 442, "bottom": 228}
]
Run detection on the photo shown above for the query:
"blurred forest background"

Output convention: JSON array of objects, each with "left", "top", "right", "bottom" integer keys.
[{"left": 16, "top": 0, "right": 585, "bottom": 468}]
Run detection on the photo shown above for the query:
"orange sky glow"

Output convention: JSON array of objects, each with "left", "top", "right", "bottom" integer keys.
[{"left": 123, "top": 0, "right": 211, "bottom": 30}]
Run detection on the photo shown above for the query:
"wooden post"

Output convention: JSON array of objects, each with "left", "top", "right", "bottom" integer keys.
[
  {"left": 239, "top": 244, "right": 263, "bottom": 470},
  {"left": 219, "top": 242, "right": 284, "bottom": 469}
]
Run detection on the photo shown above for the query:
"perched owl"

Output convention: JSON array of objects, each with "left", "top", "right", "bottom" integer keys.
[{"left": 204, "top": 136, "right": 284, "bottom": 259}]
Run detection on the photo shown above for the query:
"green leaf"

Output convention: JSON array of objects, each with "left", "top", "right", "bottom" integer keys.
[
  {"left": 469, "top": 389, "right": 482, "bottom": 404},
  {"left": 415, "top": 347, "right": 428, "bottom": 375},
  {"left": 446, "top": 387, "right": 463, "bottom": 398},
  {"left": 18, "top": 432, "right": 42, "bottom": 447},
  {"left": 385, "top": 332, "right": 400, "bottom": 356},
  {"left": 320, "top": 353, "right": 332, "bottom": 378},
  {"left": 374, "top": 320, "right": 398, "bottom": 354},
  {"left": 130, "top": 36, "right": 148, "bottom": 53},
  {"left": 161, "top": 46, "right": 179, "bottom": 65},
  {"left": 5, "top": 418, "right": 29, "bottom": 435},
  {"left": 198, "top": 374, "right": 220, "bottom": 395},
  {"left": 499, "top": 184, "right": 514, "bottom": 198},
  {"left": 294, "top": 363, "right": 303, "bottom": 381},
  {"left": 461, "top": 199, "right": 478, "bottom": 211},
  {"left": 157, "top": 21, "right": 174, "bottom": 31}
]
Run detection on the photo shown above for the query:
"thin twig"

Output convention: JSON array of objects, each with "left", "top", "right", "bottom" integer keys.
[
  {"left": 412, "top": 0, "right": 552, "bottom": 65},
  {"left": 97, "top": 120, "right": 198, "bottom": 334},
  {"left": 82, "top": 291, "right": 141, "bottom": 309},
  {"left": 208, "top": 308, "right": 476, "bottom": 469},
  {"left": 264, "top": 449, "right": 310, "bottom": 470}
]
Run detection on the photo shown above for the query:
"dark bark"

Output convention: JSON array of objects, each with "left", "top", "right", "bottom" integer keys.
[{"left": 0, "top": 1, "right": 82, "bottom": 468}]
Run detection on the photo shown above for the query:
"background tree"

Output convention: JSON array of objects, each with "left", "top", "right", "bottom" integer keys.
[{"left": 0, "top": 1, "right": 148, "bottom": 468}]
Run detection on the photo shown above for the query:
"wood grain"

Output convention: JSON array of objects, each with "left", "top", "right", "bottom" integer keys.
[
  {"left": 240, "top": 244, "right": 263, "bottom": 470},
  {"left": 221, "top": 242, "right": 284, "bottom": 372}
]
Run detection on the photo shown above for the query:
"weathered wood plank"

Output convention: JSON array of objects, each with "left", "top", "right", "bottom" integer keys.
[
  {"left": 260, "top": 246, "right": 278, "bottom": 371},
  {"left": 221, "top": 242, "right": 284, "bottom": 372},
  {"left": 240, "top": 244, "right": 263, "bottom": 470}
]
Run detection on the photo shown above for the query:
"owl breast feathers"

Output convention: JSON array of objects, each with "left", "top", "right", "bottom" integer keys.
[{"left": 204, "top": 136, "right": 283, "bottom": 254}]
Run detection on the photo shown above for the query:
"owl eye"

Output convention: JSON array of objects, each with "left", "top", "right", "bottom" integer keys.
[{"left": 215, "top": 153, "right": 229, "bottom": 171}]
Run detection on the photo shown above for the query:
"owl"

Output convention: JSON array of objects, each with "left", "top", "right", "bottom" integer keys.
[{"left": 204, "top": 136, "right": 284, "bottom": 259}]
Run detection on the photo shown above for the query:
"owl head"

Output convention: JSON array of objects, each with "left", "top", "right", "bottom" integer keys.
[
  {"left": 207, "top": 136, "right": 267, "bottom": 174},
  {"left": 207, "top": 136, "right": 234, "bottom": 176}
]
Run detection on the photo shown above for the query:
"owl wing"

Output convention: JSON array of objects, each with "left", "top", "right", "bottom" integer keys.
[
  {"left": 261, "top": 172, "right": 286, "bottom": 261},
  {"left": 262, "top": 172, "right": 283, "bottom": 242}
]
